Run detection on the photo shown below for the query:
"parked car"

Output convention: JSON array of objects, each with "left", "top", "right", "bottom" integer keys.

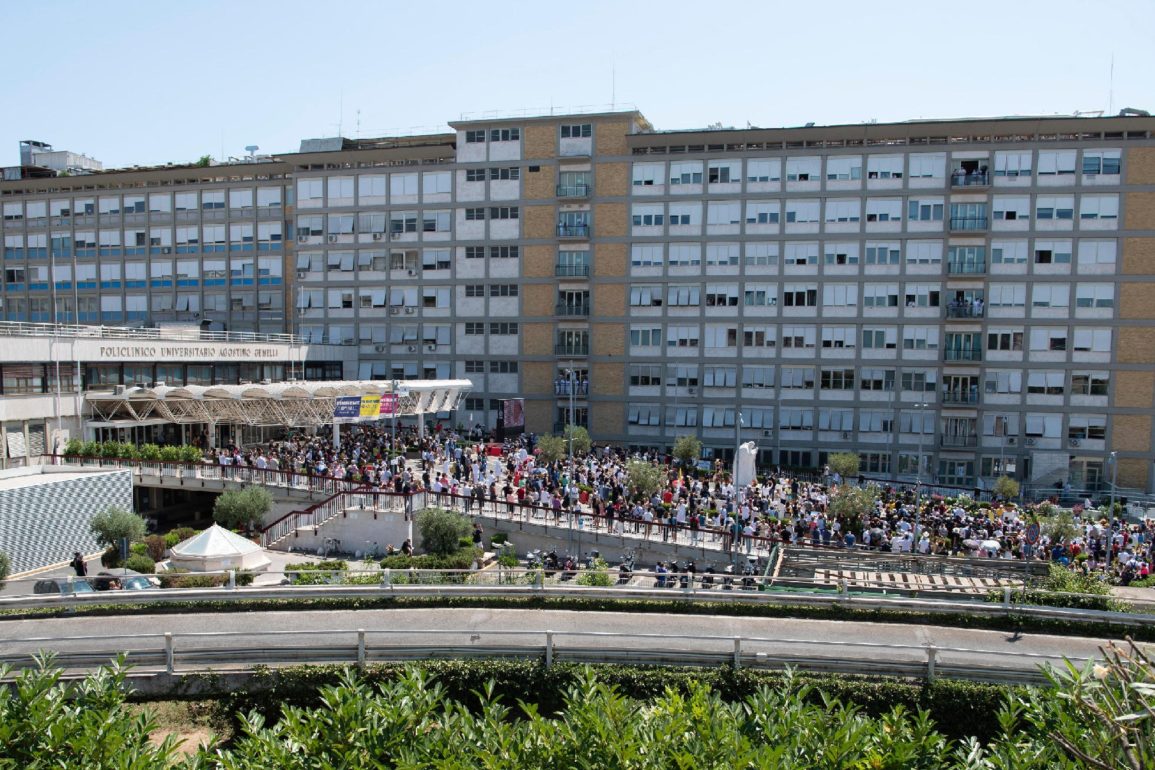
[
  {"left": 92, "top": 571, "right": 158, "bottom": 591},
  {"left": 33, "top": 578, "right": 94, "bottom": 595}
]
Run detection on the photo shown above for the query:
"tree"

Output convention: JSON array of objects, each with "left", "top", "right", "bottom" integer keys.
[
  {"left": 88, "top": 506, "right": 147, "bottom": 550},
  {"left": 195, "top": 154, "right": 212, "bottom": 167},
  {"left": 827, "top": 452, "right": 860, "bottom": 480},
  {"left": 535, "top": 434, "right": 566, "bottom": 464},
  {"left": 1040, "top": 506, "right": 1079, "bottom": 545},
  {"left": 563, "top": 425, "right": 592, "bottom": 455},
  {"left": 213, "top": 486, "right": 273, "bottom": 532},
  {"left": 626, "top": 459, "right": 665, "bottom": 500},
  {"left": 417, "top": 508, "right": 471, "bottom": 556},
  {"left": 672, "top": 435, "right": 703, "bottom": 467},
  {"left": 828, "top": 483, "right": 880, "bottom": 535},
  {"left": 993, "top": 475, "right": 1020, "bottom": 500},
  {"left": 0, "top": 550, "right": 9, "bottom": 589}
]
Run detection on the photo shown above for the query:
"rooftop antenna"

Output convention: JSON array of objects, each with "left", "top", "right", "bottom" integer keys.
[
  {"left": 611, "top": 55, "right": 616, "bottom": 110},
  {"left": 1108, "top": 53, "right": 1115, "bottom": 114},
  {"left": 356, "top": 109, "right": 361, "bottom": 138},
  {"left": 245, "top": 145, "right": 259, "bottom": 162}
]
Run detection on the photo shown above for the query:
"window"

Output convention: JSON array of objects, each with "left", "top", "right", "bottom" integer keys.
[
  {"left": 390, "top": 212, "right": 418, "bottom": 233},
  {"left": 464, "top": 361, "right": 485, "bottom": 374},
  {"left": 821, "top": 284, "right": 858, "bottom": 308},
  {"left": 1072, "top": 328, "right": 1112, "bottom": 352},
  {"left": 824, "top": 199, "right": 860, "bottom": 222},
  {"left": 904, "top": 284, "right": 940, "bottom": 307},
  {"left": 464, "top": 322, "right": 485, "bottom": 335},
  {"left": 1031, "top": 284, "right": 1070, "bottom": 308},
  {"left": 742, "top": 325, "right": 775, "bottom": 346},
  {"left": 465, "top": 246, "right": 485, "bottom": 259},
  {"left": 780, "top": 367, "right": 816, "bottom": 389},
  {"left": 465, "top": 169, "right": 486, "bottom": 182},
  {"left": 781, "top": 326, "right": 816, "bottom": 349},
  {"left": 1038, "top": 149, "right": 1077, "bottom": 175},
  {"left": 630, "top": 327, "right": 662, "bottom": 346},
  {"left": 993, "top": 196, "right": 1030, "bottom": 221},
  {"left": 988, "top": 284, "right": 1026, "bottom": 307},
  {"left": 823, "top": 242, "right": 859, "bottom": 265},
  {"left": 705, "top": 285, "right": 738, "bottom": 307},
  {"left": 746, "top": 159, "right": 781, "bottom": 182},
  {"left": 742, "top": 366, "right": 774, "bottom": 389},
  {"left": 632, "top": 204, "right": 664, "bottom": 226},
  {"left": 902, "top": 370, "right": 937, "bottom": 392},
  {"left": 489, "top": 361, "right": 518, "bottom": 374},
  {"left": 745, "top": 201, "right": 780, "bottom": 224},
  {"left": 908, "top": 153, "right": 945, "bottom": 178},
  {"left": 899, "top": 410, "right": 935, "bottom": 434},
  {"left": 666, "top": 285, "right": 701, "bottom": 306},
  {"left": 1071, "top": 372, "right": 1109, "bottom": 395},
  {"left": 1077, "top": 240, "right": 1116, "bottom": 269},
  {"left": 994, "top": 151, "right": 1032, "bottom": 177},
  {"left": 782, "top": 285, "right": 818, "bottom": 307},
  {"left": 490, "top": 322, "right": 518, "bottom": 335},
  {"left": 706, "top": 243, "right": 739, "bottom": 266},
  {"left": 902, "top": 326, "right": 940, "bottom": 350},
  {"left": 560, "top": 123, "right": 591, "bottom": 138},
  {"left": 991, "top": 240, "right": 1028, "bottom": 264},
  {"left": 465, "top": 207, "right": 486, "bottom": 221},
  {"left": 743, "top": 285, "right": 774, "bottom": 306},
  {"left": 1026, "top": 374, "right": 1065, "bottom": 396},
  {"left": 630, "top": 244, "right": 663, "bottom": 267},
  {"left": 1036, "top": 196, "right": 1074, "bottom": 220},
  {"left": 1079, "top": 195, "right": 1119, "bottom": 220},
  {"left": 1082, "top": 150, "right": 1121, "bottom": 176},
  {"left": 628, "top": 405, "right": 662, "bottom": 426},
  {"left": 465, "top": 130, "right": 486, "bottom": 143},
  {"left": 866, "top": 155, "right": 903, "bottom": 179},
  {"left": 327, "top": 177, "right": 354, "bottom": 200},
  {"left": 490, "top": 245, "right": 519, "bottom": 259},
  {"left": 987, "top": 330, "right": 1024, "bottom": 351},
  {"left": 358, "top": 175, "right": 387, "bottom": 199},
  {"left": 905, "top": 240, "right": 942, "bottom": 266},
  {"left": 465, "top": 285, "right": 485, "bottom": 298},
  {"left": 905, "top": 198, "right": 943, "bottom": 222},
  {"left": 1034, "top": 239, "right": 1072, "bottom": 264},
  {"left": 818, "top": 408, "right": 855, "bottom": 431},
  {"left": 1068, "top": 415, "right": 1107, "bottom": 441},
  {"left": 489, "top": 206, "right": 519, "bottom": 220},
  {"left": 779, "top": 407, "right": 815, "bottom": 430},
  {"left": 865, "top": 242, "right": 900, "bottom": 265},
  {"left": 708, "top": 160, "right": 741, "bottom": 184},
  {"left": 632, "top": 163, "right": 663, "bottom": 186},
  {"left": 785, "top": 200, "right": 820, "bottom": 223},
  {"left": 1028, "top": 327, "right": 1068, "bottom": 352},
  {"left": 820, "top": 327, "right": 856, "bottom": 349},
  {"left": 422, "top": 211, "right": 451, "bottom": 232},
  {"left": 630, "top": 286, "right": 662, "bottom": 307},
  {"left": 489, "top": 284, "right": 518, "bottom": 297},
  {"left": 666, "top": 326, "right": 700, "bottom": 348},
  {"left": 859, "top": 367, "right": 895, "bottom": 390},
  {"left": 826, "top": 156, "right": 862, "bottom": 180},
  {"left": 489, "top": 167, "right": 520, "bottom": 181},
  {"left": 861, "top": 327, "right": 897, "bottom": 349},
  {"left": 862, "top": 284, "right": 899, "bottom": 308},
  {"left": 296, "top": 179, "right": 323, "bottom": 202},
  {"left": 703, "top": 366, "right": 736, "bottom": 388},
  {"left": 669, "top": 161, "right": 703, "bottom": 185},
  {"left": 744, "top": 242, "right": 778, "bottom": 266},
  {"left": 490, "top": 128, "right": 520, "bottom": 142},
  {"left": 785, "top": 157, "right": 820, "bottom": 181},
  {"left": 668, "top": 243, "right": 701, "bottom": 266},
  {"left": 707, "top": 201, "right": 741, "bottom": 225},
  {"left": 423, "top": 171, "right": 453, "bottom": 194},
  {"left": 784, "top": 242, "right": 818, "bottom": 265}
]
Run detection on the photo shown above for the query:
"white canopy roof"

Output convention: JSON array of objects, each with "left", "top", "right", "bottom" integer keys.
[
  {"left": 171, "top": 524, "right": 264, "bottom": 557},
  {"left": 85, "top": 378, "right": 472, "bottom": 427}
]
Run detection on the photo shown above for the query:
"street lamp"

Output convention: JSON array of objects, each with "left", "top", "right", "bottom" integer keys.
[
  {"left": 913, "top": 402, "right": 930, "bottom": 553},
  {"left": 733, "top": 411, "right": 743, "bottom": 569},
  {"left": 565, "top": 367, "right": 575, "bottom": 487},
  {"left": 1108, "top": 451, "right": 1119, "bottom": 570}
]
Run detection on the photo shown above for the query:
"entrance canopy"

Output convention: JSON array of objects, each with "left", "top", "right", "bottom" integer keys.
[{"left": 85, "top": 379, "right": 472, "bottom": 428}]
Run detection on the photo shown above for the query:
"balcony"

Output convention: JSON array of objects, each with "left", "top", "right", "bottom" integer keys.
[
  {"left": 945, "top": 302, "right": 984, "bottom": 319},
  {"left": 556, "top": 184, "right": 591, "bottom": 199},
  {"left": 949, "top": 217, "right": 988, "bottom": 232},
  {"left": 555, "top": 302, "right": 590, "bottom": 317},
  {"left": 944, "top": 349, "right": 982, "bottom": 362},
  {"left": 555, "top": 264, "right": 590, "bottom": 278},
  {"left": 941, "top": 389, "right": 980, "bottom": 405},
  {"left": 557, "top": 224, "right": 590, "bottom": 239},
  {"left": 554, "top": 379, "right": 590, "bottom": 397},
  {"left": 940, "top": 434, "right": 979, "bottom": 448},
  {"left": 554, "top": 343, "right": 589, "bottom": 356},
  {"left": 950, "top": 171, "right": 990, "bottom": 188},
  {"left": 946, "top": 259, "right": 986, "bottom": 275}
]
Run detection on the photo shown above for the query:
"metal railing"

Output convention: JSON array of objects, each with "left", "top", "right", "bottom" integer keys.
[
  {"left": 950, "top": 171, "right": 990, "bottom": 187},
  {"left": 556, "top": 224, "right": 590, "bottom": 238},
  {"left": 556, "top": 184, "right": 591, "bottom": 198},
  {"left": 0, "top": 320, "right": 304, "bottom": 345},
  {"left": 944, "top": 349, "right": 982, "bottom": 362},
  {"left": 555, "top": 302, "right": 591, "bottom": 316},
  {"left": 949, "top": 217, "right": 989, "bottom": 231},
  {"left": 554, "top": 264, "right": 591, "bottom": 278},
  {"left": 941, "top": 389, "right": 980, "bottom": 405},
  {"left": 946, "top": 260, "right": 986, "bottom": 275},
  {"left": 940, "top": 435, "right": 979, "bottom": 448},
  {"left": 554, "top": 343, "right": 589, "bottom": 356},
  {"left": 945, "top": 303, "right": 985, "bottom": 318}
]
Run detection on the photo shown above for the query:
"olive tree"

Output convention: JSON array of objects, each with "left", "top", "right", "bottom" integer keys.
[
  {"left": 88, "top": 506, "right": 147, "bottom": 550},
  {"left": 672, "top": 435, "right": 703, "bottom": 467},
  {"left": 213, "top": 486, "right": 273, "bottom": 532},
  {"left": 417, "top": 508, "right": 472, "bottom": 556},
  {"left": 563, "top": 425, "right": 592, "bottom": 455},
  {"left": 827, "top": 452, "right": 860, "bottom": 480},
  {"left": 626, "top": 459, "right": 665, "bottom": 500},
  {"left": 535, "top": 434, "right": 567, "bottom": 464},
  {"left": 828, "top": 483, "right": 880, "bottom": 536},
  {"left": 993, "top": 475, "right": 1020, "bottom": 500}
]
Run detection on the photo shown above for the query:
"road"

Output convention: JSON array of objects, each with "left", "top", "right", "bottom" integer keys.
[{"left": 0, "top": 607, "right": 1125, "bottom": 681}]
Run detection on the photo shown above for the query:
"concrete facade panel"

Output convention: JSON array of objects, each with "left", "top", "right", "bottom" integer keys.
[
  {"left": 521, "top": 323, "right": 554, "bottom": 356},
  {"left": 593, "top": 243, "right": 628, "bottom": 277},
  {"left": 593, "top": 283, "right": 625, "bottom": 317},
  {"left": 594, "top": 202, "right": 628, "bottom": 238},
  {"left": 524, "top": 125, "right": 557, "bottom": 160},
  {"left": 1117, "top": 327, "right": 1155, "bottom": 363},
  {"left": 591, "top": 322, "right": 625, "bottom": 356},
  {"left": 523, "top": 165, "right": 557, "bottom": 200},
  {"left": 1124, "top": 192, "right": 1155, "bottom": 231}
]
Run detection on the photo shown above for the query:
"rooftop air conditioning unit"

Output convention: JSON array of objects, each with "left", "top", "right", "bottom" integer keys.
[
  {"left": 296, "top": 271, "right": 307, "bottom": 279},
  {"left": 1069, "top": 438, "right": 1081, "bottom": 447},
  {"left": 372, "top": 233, "right": 383, "bottom": 241},
  {"left": 1025, "top": 437, "right": 1037, "bottom": 447},
  {"left": 841, "top": 431, "right": 851, "bottom": 440},
  {"left": 407, "top": 269, "right": 417, "bottom": 276},
  {"left": 405, "top": 307, "right": 415, "bottom": 314},
  {"left": 426, "top": 344, "right": 437, "bottom": 352},
  {"left": 407, "top": 345, "right": 417, "bottom": 352},
  {"left": 114, "top": 385, "right": 126, "bottom": 395},
  {"left": 389, "top": 307, "right": 400, "bottom": 315},
  {"left": 327, "top": 235, "right": 338, "bottom": 243},
  {"left": 1006, "top": 437, "right": 1017, "bottom": 446},
  {"left": 374, "top": 344, "right": 386, "bottom": 353},
  {"left": 762, "top": 429, "right": 773, "bottom": 438},
  {"left": 161, "top": 247, "right": 172, "bottom": 254}
]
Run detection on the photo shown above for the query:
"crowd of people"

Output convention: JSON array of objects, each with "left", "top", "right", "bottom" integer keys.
[{"left": 200, "top": 424, "right": 1153, "bottom": 584}]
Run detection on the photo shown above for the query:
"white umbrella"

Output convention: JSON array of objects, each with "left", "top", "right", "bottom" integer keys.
[{"left": 980, "top": 539, "right": 1002, "bottom": 551}]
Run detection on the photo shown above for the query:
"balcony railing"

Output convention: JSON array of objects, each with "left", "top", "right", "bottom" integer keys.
[
  {"left": 554, "top": 343, "right": 589, "bottom": 356},
  {"left": 944, "top": 349, "right": 983, "bottom": 362},
  {"left": 945, "top": 302, "right": 985, "bottom": 319},
  {"left": 940, "top": 435, "right": 979, "bottom": 448},
  {"left": 949, "top": 217, "right": 988, "bottom": 231},
  {"left": 946, "top": 260, "right": 986, "bottom": 275},
  {"left": 556, "top": 184, "right": 591, "bottom": 198},
  {"left": 555, "top": 302, "right": 591, "bottom": 317},
  {"left": 555, "top": 264, "right": 590, "bottom": 278},
  {"left": 557, "top": 224, "right": 590, "bottom": 239},
  {"left": 554, "top": 379, "right": 590, "bottom": 397},
  {"left": 941, "top": 389, "right": 980, "bottom": 405},
  {"left": 950, "top": 171, "right": 990, "bottom": 187}
]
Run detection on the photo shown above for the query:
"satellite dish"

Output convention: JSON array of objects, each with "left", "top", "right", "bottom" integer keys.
[{"left": 245, "top": 145, "right": 259, "bottom": 153}]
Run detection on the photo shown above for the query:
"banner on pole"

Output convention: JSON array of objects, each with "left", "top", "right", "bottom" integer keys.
[
  {"left": 333, "top": 396, "right": 361, "bottom": 419},
  {"left": 380, "top": 393, "right": 398, "bottom": 417},
  {"left": 359, "top": 394, "right": 381, "bottom": 419}
]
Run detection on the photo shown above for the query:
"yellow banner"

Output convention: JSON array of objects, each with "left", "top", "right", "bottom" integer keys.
[{"left": 359, "top": 394, "right": 381, "bottom": 419}]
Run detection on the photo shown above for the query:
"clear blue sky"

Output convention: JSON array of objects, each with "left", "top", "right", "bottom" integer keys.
[{"left": 2, "top": 0, "right": 1152, "bottom": 168}]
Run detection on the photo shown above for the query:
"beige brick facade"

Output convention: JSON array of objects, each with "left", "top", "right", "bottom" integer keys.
[
  {"left": 1117, "top": 327, "right": 1155, "bottom": 363},
  {"left": 1126, "top": 148, "right": 1155, "bottom": 185},
  {"left": 524, "top": 399, "right": 554, "bottom": 435},
  {"left": 591, "top": 362, "right": 624, "bottom": 396},
  {"left": 523, "top": 165, "right": 556, "bottom": 199},
  {"left": 1112, "top": 415, "right": 1152, "bottom": 452},
  {"left": 1117, "top": 458, "right": 1149, "bottom": 490},
  {"left": 524, "top": 124, "right": 556, "bottom": 160},
  {"left": 594, "top": 202, "right": 628, "bottom": 238},
  {"left": 1114, "top": 371, "right": 1155, "bottom": 409},
  {"left": 591, "top": 322, "right": 625, "bottom": 356},
  {"left": 593, "top": 243, "right": 628, "bottom": 277},
  {"left": 1119, "top": 283, "right": 1155, "bottom": 319},
  {"left": 521, "top": 361, "right": 554, "bottom": 396},
  {"left": 521, "top": 245, "right": 555, "bottom": 278},
  {"left": 595, "top": 162, "right": 629, "bottom": 197},
  {"left": 1122, "top": 238, "right": 1155, "bottom": 275},
  {"left": 522, "top": 284, "right": 555, "bottom": 317},
  {"left": 521, "top": 322, "right": 554, "bottom": 356},
  {"left": 1124, "top": 192, "right": 1155, "bottom": 231},
  {"left": 591, "top": 400, "right": 625, "bottom": 437},
  {"left": 594, "top": 121, "right": 631, "bottom": 157},
  {"left": 593, "top": 283, "right": 625, "bottom": 317},
  {"left": 522, "top": 204, "right": 556, "bottom": 240}
]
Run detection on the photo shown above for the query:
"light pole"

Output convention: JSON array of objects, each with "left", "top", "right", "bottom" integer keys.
[
  {"left": 913, "top": 402, "right": 930, "bottom": 553},
  {"left": 1108, "top": 451, "right": 1118, "bottom": 570},
  {"left": 565, "top": 366, "right": 575, "bottom": 486},
  {"left": 733, "top": 411, "right": 743, "bottom": 569}
]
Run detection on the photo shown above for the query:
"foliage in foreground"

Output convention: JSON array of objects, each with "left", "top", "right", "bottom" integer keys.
[
  {"left": 3, "top": 642, "right": 1152, "bottom": 769},
  {"left": 416, "top": 507, "right": 472, "bottom": 556}
]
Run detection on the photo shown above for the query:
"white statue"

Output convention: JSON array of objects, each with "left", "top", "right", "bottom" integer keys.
[{"left": 734, "top": 441, "right": 758, "bottom": 489}]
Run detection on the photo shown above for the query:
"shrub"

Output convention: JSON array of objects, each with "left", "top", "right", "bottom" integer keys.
[
  {"left": 143, "top": 534, "right": 168, "bottom": 562},
  {"left": 496, "top": 552, "right": 519, "bottom": 568},
  {"left": 100, "top": 547, "right": 122, "bottom": 569},
  {"left": 489, "top": 532, "right": 508, "bottom": 545},
  {"left": 0, "top": 550, "right": 9, "bottom": 589},
  {"left": 129, "top": 542, "right": 148, "bottom": 557},
  {"left": 158, "top": 569, "right": 229, "bottom": 588},
  {"left": 672, "top": 435, "right": 703, "bottom": 467},
  {"left": 62, "top": 438, "right": 84, "bottom": 457},
  {"left": 576, "top": 557, "right": 613, "bottom": 586},
  {"left": 179, "top": 445, "right": 204, "bottom": 463},
  {"left": 159, "top": 445, "right": 183, "bottom": 462},
  {"left": 123, "top": 554, "right": 156, "bottom": 574},
  {"left": 380, "top": 545, "right": 477, "bottom": 572},
  {"left": 163, "top": 527, "right": 199, "bottom": 549},
  {"left": 89, "top": 505, "right": 147, "bottom": 550},
  {"left": 137, "top": 443, "right": 162, "bottom": 461},
  {"left": 213, "top": 486, "right": 273, "bottom": 532},
  {"left": 535, "top": 434, "right": 566, "bottom": 463},
  {"left": 285, "top": 559, "right": 349, "bottom": 585},
  {"left": 79, "top": 440, "right": 101, "bottom": 457},
  {"left": 417, "top": 508, "right": 472, "bottom": 557},
  {"left": 827, "top": 452, "right": 860, "bottom": 479}
]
